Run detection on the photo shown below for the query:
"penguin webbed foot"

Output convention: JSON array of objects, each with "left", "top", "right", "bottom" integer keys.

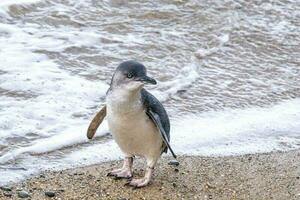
[
  {"left": 124, "top": 166, "right": 153, "bottom": 188},
  {"left": 124, "top": 177, "right": 150, "bottom": 188},
  {"left": 107, "top": 157, "right": 133, "bottom": 179}
]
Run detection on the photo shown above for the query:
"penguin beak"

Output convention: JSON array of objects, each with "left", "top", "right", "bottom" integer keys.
[{"left": 136, "top": 75, "right": 157, "bottom": 85}]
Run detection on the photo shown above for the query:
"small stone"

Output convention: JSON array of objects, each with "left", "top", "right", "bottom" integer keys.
[
  {"left": 168, "top": 160, "right": 179, "bottom": 166},
  {"left": 45, "top": 191, "right": 56, "bottom": 197},
  {"left": 3, "top": 192, "right": 12, "bottom": 197},
  {"left": 0, "top": 186, "right": 12, "bottom": 191},
  {"left": 205, "top": 183, "right": 216, "bottom": 189},
  {"left": 87, "top": 174, "right": 94, "bottom": 179},
  {"left": 40, "top": 174, "right": 45, "bottom": 178},
  {"left": 18, "top": 190, "right": 30, "bottom": 198}
]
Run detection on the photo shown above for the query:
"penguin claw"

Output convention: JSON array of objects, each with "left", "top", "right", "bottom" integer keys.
[
  {"left": 124, "top": 181, "right": 131, "bottom": 186},
  {"left": 113, "top": 176, "right": 122, "bottom": 180},
  {"left": 124, "top": 182, "right": 139, "bottom": 189},
  {"left": 107, "top": 172, "right": 114, "bottom": 177}
]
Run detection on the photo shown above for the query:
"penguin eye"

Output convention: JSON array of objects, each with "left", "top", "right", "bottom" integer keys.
[{"left": 126, "top": 73, "right": 133, "bottom": 79}]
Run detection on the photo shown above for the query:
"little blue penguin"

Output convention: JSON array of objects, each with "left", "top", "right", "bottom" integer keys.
[{"left": 87, "top": 60, "right": 177, "bottom": 187}]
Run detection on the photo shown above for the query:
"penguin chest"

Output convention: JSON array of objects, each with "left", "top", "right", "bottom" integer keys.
[{"left": 106, "top": 95, "right": 163, "bottom": 157}]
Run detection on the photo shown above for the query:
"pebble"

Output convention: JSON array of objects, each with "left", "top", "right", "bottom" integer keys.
[
  {"left": 87, "top": 174, "right": 94, "bottom": 179},
  {"left": 3, "top": 192, "right": 12, "bottom": 197},
  {"left": 45, "top": 191, "right": 56, "bottom": 197},
  {"left": 40, "top": 174, "right": 46, "bottom": 178},
  {"left": 18, "top": 190, "right": 30, "bottom": 198},
  {"left": 0, "top": 186, "right": 12, "bottom": 191},
  {"left": 168, "top": 160, "right": 180, "bottom": 166}
]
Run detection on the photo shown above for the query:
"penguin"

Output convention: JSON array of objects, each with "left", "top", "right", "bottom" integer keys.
[{"left": 87, "top": 60, "right": 177, "bottom": 187}]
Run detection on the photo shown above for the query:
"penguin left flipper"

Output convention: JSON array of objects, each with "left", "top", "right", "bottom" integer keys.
[
  {"left": 87, "top": 105, "right": 107, "bottom": 139},
  {"left": 146, "top": 110, "right": 177, "bottom": 159}
]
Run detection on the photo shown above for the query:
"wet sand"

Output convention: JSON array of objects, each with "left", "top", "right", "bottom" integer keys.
[{"left": 1, "top": 150, "right": 300, "bottom": 200}]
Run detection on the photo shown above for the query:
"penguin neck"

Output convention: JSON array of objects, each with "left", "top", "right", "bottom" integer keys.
[
  {"left": 106, "top": 86, "right": 143, "bottom": 114},
  {"left": 109, "top": 85, "right": 141, "bottom": 100}
]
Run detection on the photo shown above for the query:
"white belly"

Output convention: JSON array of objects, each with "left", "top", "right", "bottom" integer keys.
[{"left": 106, "top": 90, "right": 163, "bottom": 159}]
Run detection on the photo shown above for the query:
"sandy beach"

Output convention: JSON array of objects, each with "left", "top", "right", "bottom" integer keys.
[{"left": 0, "top": 150, "right": 299, "bottom": 200}]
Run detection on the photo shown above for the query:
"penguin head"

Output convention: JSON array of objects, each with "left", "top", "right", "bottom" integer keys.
[{"left": 110, "top": 60, "right": 157, "bottom": 91}]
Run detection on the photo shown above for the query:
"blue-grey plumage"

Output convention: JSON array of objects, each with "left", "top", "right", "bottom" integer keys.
[{"left": 141, "top": 89, "right": 177, "bottom": 158}]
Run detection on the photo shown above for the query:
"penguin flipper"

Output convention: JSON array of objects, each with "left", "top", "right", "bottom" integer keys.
[
  {"left": 87, "top": 105, "right": 107, "bottom": 139},
  {"left": 147, "top": 110, "right": 177, "bottom": 159}
]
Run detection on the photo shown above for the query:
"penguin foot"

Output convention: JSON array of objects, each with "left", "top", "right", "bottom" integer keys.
[
  {"left": 107, "top": 167, "right": 123, "bottom": 175},
  {"left": 124, "top": 177, "right": 150, "bottom": 188},
  {"left": 107, "top": 168, "right": 132, "bottom": 179},
  {"left": 125, "top": 166, "right": 153, "bottom": 188},
  {"left": 125, "top": 167, "right": 154, "bottom": 188},
  {"left": 107, "top": 157, "right": 133, "bottom": 179}
]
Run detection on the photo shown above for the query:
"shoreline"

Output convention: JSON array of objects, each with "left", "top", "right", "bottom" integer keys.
[{"left": 1, "top": 150, "right": 300, "bottom": 199}]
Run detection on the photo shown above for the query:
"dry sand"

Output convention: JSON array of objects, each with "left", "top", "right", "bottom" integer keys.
[{"left": 1, "top": 150, "right": 300, "bottom": 200}]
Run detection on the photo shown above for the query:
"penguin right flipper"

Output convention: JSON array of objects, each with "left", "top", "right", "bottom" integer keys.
[
  {"left": 147, "top": 110, "right": 177, "bottom": 159},
  {"left": 87, "top": 105, "right": 107, "bottom": 139}
]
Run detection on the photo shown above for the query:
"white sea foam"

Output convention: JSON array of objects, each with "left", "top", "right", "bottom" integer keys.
[
  {"left": 153, "top": 60, "right": 199, "bottom": 101},
  {"left": 172, "top": 98, "right": 300, "bottom": 155},
  {"left": 0, "top": 19, "right": 109, "bottom": 166},
  {"left": 0, "top": 121, "right": 109, "bottom": 164},
  {"left": 195, "top": 34, "right": 230, "bottom": 59}
]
